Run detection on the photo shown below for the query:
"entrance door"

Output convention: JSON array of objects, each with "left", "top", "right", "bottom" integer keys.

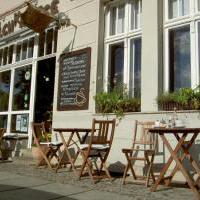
[{"left": 34, "top": 57, "right": 55, "bottom": 122}]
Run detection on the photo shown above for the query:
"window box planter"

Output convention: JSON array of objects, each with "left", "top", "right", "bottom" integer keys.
[
  {"left": 157, "top": 88, "right": 200, "bottom": 111},
  {"left": 94, "top": 86, "right": 141, "bottom": 120}
]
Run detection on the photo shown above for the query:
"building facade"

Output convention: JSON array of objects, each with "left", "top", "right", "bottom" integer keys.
[{"left": 0, "top": 0, "right": 200, "bottom": 165}]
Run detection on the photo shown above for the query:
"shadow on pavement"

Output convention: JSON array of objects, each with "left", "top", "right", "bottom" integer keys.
[{"left": 0, "top": 184, "right": 77, "bottom": 200}]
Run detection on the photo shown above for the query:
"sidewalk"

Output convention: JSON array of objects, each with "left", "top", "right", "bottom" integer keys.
[{"left": 0, "top": 155, "right": 196, "bottom": 200}]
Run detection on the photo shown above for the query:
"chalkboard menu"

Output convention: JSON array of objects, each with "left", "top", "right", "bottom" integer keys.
[{"left": 57, "top": 47, "right": 91, "bottom": 111}]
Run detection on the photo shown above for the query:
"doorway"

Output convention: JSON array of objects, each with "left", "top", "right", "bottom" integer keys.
[{"left": 34, "top": 57, "right": 55, "bottom": 122}]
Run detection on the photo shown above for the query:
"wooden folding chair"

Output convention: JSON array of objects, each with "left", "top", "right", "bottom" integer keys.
[
  {"left": 32, "top": 122, "right": 62, "bottom": 171},
  {"left": 0, "top": 128, "right": 5, "bottom": 159},
  {"left": 122, "top": 120, "right": 156, "bottom": 187},
  {"left": 79, "top": 119, "right": 116, "bottom": 183}
]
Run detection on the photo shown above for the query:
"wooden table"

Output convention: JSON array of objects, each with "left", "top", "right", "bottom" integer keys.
[
  {"left": 53, "top": 128, "right": 92, "bottom": 175},
  {"left": 149, "top": 127, "right": 200, "bottom": 199}
]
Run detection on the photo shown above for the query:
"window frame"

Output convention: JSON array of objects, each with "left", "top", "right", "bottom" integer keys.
[
  {"left": 104, "top": 0, "right": 142, "bottom": 97},
  {"left": 164, "top": 0, "right": 200, "bottom": 92}
]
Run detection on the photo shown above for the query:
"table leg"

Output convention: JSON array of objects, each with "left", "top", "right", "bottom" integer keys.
[
  {"left": 55, "top": 131, "right": 78, "bottom": 176},
  {"left": 161, "top": 134, "right": 200, "bottom": 199},
  {"left": 167, "top": 133, "right": 200, "bottom": 186},
  {"left": 150, "top": 133, "right": 187, "bottom": 192}
]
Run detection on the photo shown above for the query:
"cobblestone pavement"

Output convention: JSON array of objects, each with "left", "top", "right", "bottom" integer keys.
[{"left": 0, "top": 156, "right": 198, "bottom": 200}]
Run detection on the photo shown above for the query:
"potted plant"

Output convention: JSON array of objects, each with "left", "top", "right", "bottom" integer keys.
[{"left": 32, "top": 132, "right": 51, "bottom": 166}]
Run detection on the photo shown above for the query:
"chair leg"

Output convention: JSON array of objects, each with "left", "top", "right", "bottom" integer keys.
[
  {"left": 122, "top": 164, "right": 129, "bottom": 185},
  {"left": 145, "top": 152, "right": 155, "bottom": 187},
  {"left": 79, "top": 154, "right": 88, "bottom": 180},
  {"left": 99, "top": 155, "right": 112, "bottom": 181}
]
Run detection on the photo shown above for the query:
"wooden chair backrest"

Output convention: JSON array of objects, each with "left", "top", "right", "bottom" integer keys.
[
  {"left": 89, "top": 119, "right": 116, "bottom": 146},
  {"left": 32, "top": 122, "right": 50, "bottom": 146},
  {"left": 132, "top": 120, "right": 156, "bottom": 149}
]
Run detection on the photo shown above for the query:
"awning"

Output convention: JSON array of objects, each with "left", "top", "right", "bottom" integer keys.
[{"left": 20, "top": 3, "right": 55, "bottom": 33}]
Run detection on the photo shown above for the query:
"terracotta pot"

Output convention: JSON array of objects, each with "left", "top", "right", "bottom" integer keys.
[{"left": 31, "top": 145, "right": 48, "bottom": 166}]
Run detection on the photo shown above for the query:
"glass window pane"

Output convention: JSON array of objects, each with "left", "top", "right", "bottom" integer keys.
[
  {"left": 22, "top": 40, "right": 28, "bottom": 60},
  {"left": 46, "top": 29, "right": 53, "bottom": 55},
  {"left": 169, "top": 0, "right": 178, "bottom": 19},
  {"left": 11, "top": 114, "right": 29, "bottom": 133},
  {"left": 8, "top": 45, "right": 13, "bottom": 64},
  {"left": 0, "top": 49, "right": 2, "bottom": 66},
  {"left": 117, "top": 5, "right": 125, "bottom": 34},
  {"left": 130, "top": 38, "right": 141, "bottom": 98},
  {"left": 0, "top": 71, "right": 11, "bottom": 111},
  {"left": 53, "top": 28, "right": 58, "bottom": 53},
  {"left": 0, "top": 115, "right": 7, "bottom": 129},
  {"left": 12, "top": 65, "right": 32, "bottom": 111},
  {"left": 198, "top": 22, "right": 200, "bottom": 79},
  {"left": 109, "top": 42, "right": 124, "bottom": 89},
  {"left": 3, "top": 47, "right": 8, "bottom": 65},
  {"left": 169, "top": 26, "right": 191, "bottom": 91},
  {"left": 131, "top": 0, "right": 141, "bottom": 30},
  {"left": 16, "top": 43, "right": 21, "bottom": 62},
  {"left": 28, "top": 37, "right": 34, "bottom": 58},
  {"left": 199, "top": 0, "right": 200, "bottom": 11},
  {"left": 110, "top": 6, "right": 117, "bottom": 35},
  {"left": 38, "top": 32, "right": 45, "bottom": 57},
  {"left": 179, "top": 0, "right": 189, "bottom": 16}
]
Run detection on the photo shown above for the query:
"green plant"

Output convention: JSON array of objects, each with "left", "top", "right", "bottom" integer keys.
[
  {"left": 94, "top": 85, "right": 141, "bottom": 120},
  {"left": 32, "top": 133, "right": 51, "bottom": 147},
  {"left": 157, "top": 87, "right": 200, "bottom": 110}
]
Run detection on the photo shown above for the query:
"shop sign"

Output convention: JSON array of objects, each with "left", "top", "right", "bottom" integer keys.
[
  {"left": 0, "top": 12, "right": 22, "bottom": 38},
  {"left": 0, "top": 0, "right": 59, "bottom": 38},
  {"left": 58, "top": 48, "right": 91, "bottom": 111}
]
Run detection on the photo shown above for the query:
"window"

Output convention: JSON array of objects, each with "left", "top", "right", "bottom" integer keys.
[
  {"left": 169, "top": 26, "right": 191, "bottom": 91},
  {"left": 105, "top": 1, "right": 142, "bottom": 98},
  {"left": 168, "top": 0, "right": 189, "bottom": 19},
  {"left": 11, "top": 114, "right": 29, "bottom": 133},
  {"left": 22, "top": 40, "right": 28, "bottom": 60},
  {"left": 0, "top": 115, "right": 7, "bottom": 128},
  {"left": 46, "top": 29, "right": 53, "bottom": 55},
  {"left": 8, "top": 45, "right": 13, "bottom": 64},
  {"left": 12, "top": 65, "right": 32, "bottom": 111},
  {"left": 0, "top": 49, "right": 2, "bottom": 66},
  {"left": 110, "top": 4, "right": 125, "bottom": 35},
  {"left": 109, "top": 43, "right": 124, "bottom": 89},
  {"left": 129, "top": 38, "right": 141, "bottom": 97},
  {"left": 198, "top": 0, "right": 200, "bottom": 11},
  {"left": 54, "top": 28, "right": 58, "bottom": 53},
  {"left": 131, "top": 0, "right": 142, "bottom": 30},
  {"left": 16, "top": 43, "right": 21, "bottom": 62},
  {"left": 28, "top": 37, "right": 34, "bottom": 58},
  {"left": 0, "top": 71, "right": 11, "bottom": 111},
  {"left": 165, "top": 0, "right": 200, "bottom": 92},
  {"left": 38, "top": 28, "right": 58, "bottom": 57},
  {"left": 3, "top": 47, "right": 8, "bottom": 65},
  {"left": 15, "top": 37, "right": 35, "bottom": 62}
]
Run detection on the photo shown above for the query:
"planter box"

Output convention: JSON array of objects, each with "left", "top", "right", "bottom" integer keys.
[{"left": 158, "top": 102, "right": 196, "bottom": 111}]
